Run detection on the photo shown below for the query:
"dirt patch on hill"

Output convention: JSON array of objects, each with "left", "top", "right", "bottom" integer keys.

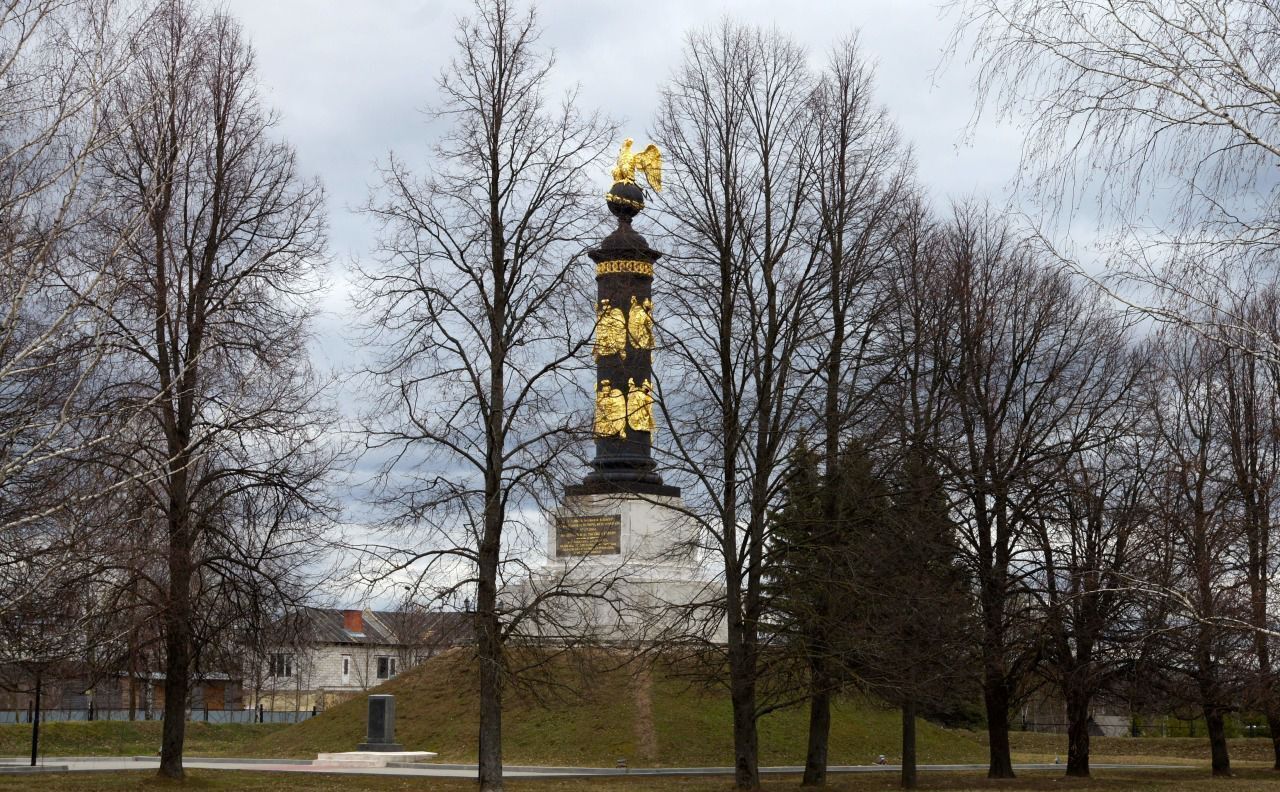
[{"left": 632, "top": 664, "right": 658, "bottom": 763}]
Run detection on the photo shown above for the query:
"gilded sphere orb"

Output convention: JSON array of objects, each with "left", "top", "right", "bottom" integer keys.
[{"left": 606, "top": 180, "right": 645, "bottom": 221}]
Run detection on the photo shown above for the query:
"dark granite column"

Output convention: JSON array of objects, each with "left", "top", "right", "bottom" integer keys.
[{"left": 566, "top": 180, "right": 678, "bottom": 498}]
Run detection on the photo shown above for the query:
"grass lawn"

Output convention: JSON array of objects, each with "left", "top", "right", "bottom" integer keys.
[
  {"left": 1005, "top": 731, "right": 1280, "bottom": 764},
  {"left": 1, "top": 767, "right": 1279, "bottom": 791},
  {"left": 255, "top": 648, "right": 986, "bottom": 767},
  {"left": 0, "top": 721, "right": 288, "bottom": 759},
  {"left": 1, "top": 649, "right": 1273, "bottom": 780}
]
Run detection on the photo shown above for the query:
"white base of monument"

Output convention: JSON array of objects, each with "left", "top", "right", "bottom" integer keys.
[
  {"left": 513, "top": 492, "right": 726, "bottom": 644},
  {"left": 313, "top": 751, "right": 437, "bottom": 768}
]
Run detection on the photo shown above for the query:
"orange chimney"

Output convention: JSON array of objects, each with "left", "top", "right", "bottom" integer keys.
[{"left": 343, "top": 609, "right": 364, "bottom": 633}]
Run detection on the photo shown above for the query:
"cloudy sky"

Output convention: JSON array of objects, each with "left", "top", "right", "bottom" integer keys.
[
  {"left": 214, "top": 1, "right": 1029, "bottom": 599},
  {"left": 219, "top": 0, "right": 1023, "bottom": 366}
]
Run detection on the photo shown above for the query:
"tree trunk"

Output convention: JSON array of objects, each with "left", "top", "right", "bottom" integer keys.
[
  {"left": 158, "top": 504, "right": 192, "bottom": 779},
  {"left": 29, "top": 670, "right": 40, "bottom": 768},
  {"left": 982, "top": 674, "right": 1015, "bottom": 778},
  {"left": 1205, "top": 709, "right": 1231, "bottom": 777},
  {"left": 127, "top": 632, "right": 137, "bottom": 722},
  {"left": 476, "top": 535, "right": 503, "bottom": 792},
  {"left": 807, "top": 161, "right": 845, "bottom": 786},
  {"left": 1267, "top": 711, "right": 1280, "bottom": 770},
  {"left": 802, "top": 667, "right": 830, "bottom": 786},
  {"left": 1247, "top": 566, "right": 1279, "bottom": 771},
  {"left": 722, "top": 408, "right": 757, "bottom": 790},
  {"left": 901, "top": 699, "right": 917, "bottom": 789},
  {"left": 728, "top": 633, "right": 760, "bottom": 791},
  {"left": 730, "top": 666, "right": 759, "bottom": 789},
  {"left": 1245, "top": 501, "right": 1277, "bottom": 771},
  {"left": 1064, "top": 683, "right": 1091, "bottom": 777}
]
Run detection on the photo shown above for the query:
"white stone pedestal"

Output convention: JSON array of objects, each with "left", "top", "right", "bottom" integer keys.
[{"left": 513, "top": 493, "right": 726, "bottom": 644}]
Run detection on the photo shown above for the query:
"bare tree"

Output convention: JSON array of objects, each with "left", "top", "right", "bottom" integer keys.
[
  {"left": 0, "top": 0, "right": 134, "bottom": 504},
  {"left": 955, "top": 3, "right": 1280, "bottom": 770},
  {"left": 653, "top": 21, "right": 821, "bottom": 790},
  {"left": 1217, "top": 291, "right": 1280, "bottom": 768},
  {"left": 795, "top": 36, "right": 913, "bottom": 786},
  {"left": 927, "top": 205, "right": 1134, "bottom": 779},
  {"left": 1030, "top": 396, "right": 1156, "bottom": 778},
  {"left": 89, "top": 0, "right": 336, "bottom": 777},
  {"left": 0, "top": 6, "right": 200, "bottom": 748},
  {"left": 1145, "top": 325, "right": 1247, "bottom": 777},
  {"left": 871, "top": 202, "right": 1001, "bottom": 788},
  {"left": 0, "top": 0, "right": 155, "bottom": 648},
  {"left": 353, "top": 2, "right": 613, "bottom": 789}
]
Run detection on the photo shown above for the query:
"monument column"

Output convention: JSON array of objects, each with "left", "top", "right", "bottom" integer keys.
[
  {"left": 528, "top": 139, "right": 724, "bottom": 644},
  {"left": 566, "top": 139, "right": 678, "bottom": 498}
]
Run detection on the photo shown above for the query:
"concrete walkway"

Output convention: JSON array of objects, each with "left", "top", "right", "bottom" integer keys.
[{"left": 0, "top": 757, "right": 1196, "bottom": 779}]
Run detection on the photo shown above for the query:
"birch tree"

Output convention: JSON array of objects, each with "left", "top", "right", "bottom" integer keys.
[{"left": 955, "top": 0, "right": 1280, "bottom": 356}]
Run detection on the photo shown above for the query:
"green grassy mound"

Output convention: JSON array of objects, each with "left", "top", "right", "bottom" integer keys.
[
  {"left": 0, "top": 720, "right": 287, "bottom": 758},
  {"left": 255, "top": 648, "right": 986, "bottom": 767}
]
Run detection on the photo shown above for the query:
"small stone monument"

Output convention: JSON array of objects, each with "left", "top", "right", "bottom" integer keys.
[
  {"left": 357, "top": 694, "right": 403, "bottom": 752},
  {"left": 314, "top": 693, "right": 437, "bottom": 768}
]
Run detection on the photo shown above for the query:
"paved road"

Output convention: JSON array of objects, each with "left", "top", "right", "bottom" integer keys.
[{"left": 0, "top": 757, "right": 1196, "bottom": 779}]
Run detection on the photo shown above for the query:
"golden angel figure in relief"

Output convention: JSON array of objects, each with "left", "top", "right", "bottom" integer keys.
[
  {"left": 627, "top": 296, "right": 654, "bottom": 350},
  {"left": 611, "top": 138, "right": 662, "bottom": 191},
  {"left": 594, "top": 380, "right": 627, "bottom": 439},
  {"left": 593, "top": 299, "right": 627, "bottom": 361},
  {"left": 627, "top": 378, "right": 655, "bottom": 435}
]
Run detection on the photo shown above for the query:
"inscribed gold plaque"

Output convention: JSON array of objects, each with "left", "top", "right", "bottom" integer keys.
[{"left": 556, "top": 514, "right": 622, "bottom": 557}]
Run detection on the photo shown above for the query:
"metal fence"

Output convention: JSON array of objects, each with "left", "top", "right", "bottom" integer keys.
[
  {"left": 1017, "top": 715, "right": 1273, "bottom": 739},
  {"left": 0, "top": 708, "right": 319, "bottom": 725}
]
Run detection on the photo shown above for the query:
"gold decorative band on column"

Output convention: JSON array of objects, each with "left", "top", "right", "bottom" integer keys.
[{"left": 596, "top": 259, "right": 653, "bottom": 277}]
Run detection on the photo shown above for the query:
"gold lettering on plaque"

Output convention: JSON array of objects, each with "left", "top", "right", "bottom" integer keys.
[{"left": 556, "top": 514, "right": 622, "bottom": 557}]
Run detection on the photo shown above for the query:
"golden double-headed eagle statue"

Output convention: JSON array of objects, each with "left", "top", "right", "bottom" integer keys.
[
  {"left": 593, "top": 296, "right": 654, "bottom": 363},
  {"left": 593, "top": 378, "right": 656, "bottom": 439},
  {"left": 593, "top": 299, "right": 627, "bottom": 361},
  {"left": 611, "top": 138, "right": 662, "bottom": 192},
  {"left": 594, "top": 380, "right": 628, "bottom": 440}
]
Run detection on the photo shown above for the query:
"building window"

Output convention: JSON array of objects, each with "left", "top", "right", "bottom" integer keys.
[
  {"left": 376, "top": 656, "right": 396, "bottom": 679},
  {"left": 268, "top": 653, "right": 293, "bottom": 679},
  {"left": 342, "top": 657, "right": 349, "bottom": 675}
]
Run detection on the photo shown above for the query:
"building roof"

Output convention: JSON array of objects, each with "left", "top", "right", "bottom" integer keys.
[{"left": 287, "top": 607, "right": 471, "bottom": 648}]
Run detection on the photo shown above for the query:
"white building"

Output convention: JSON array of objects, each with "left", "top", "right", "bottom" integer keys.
[{"left": 252, "top": 607, "right": 470, "bottom": 711}]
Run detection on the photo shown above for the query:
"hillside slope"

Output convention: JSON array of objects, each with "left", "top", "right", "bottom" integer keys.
[{"left": 256, "top": 648, "right": 985, "bottom": 767}]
